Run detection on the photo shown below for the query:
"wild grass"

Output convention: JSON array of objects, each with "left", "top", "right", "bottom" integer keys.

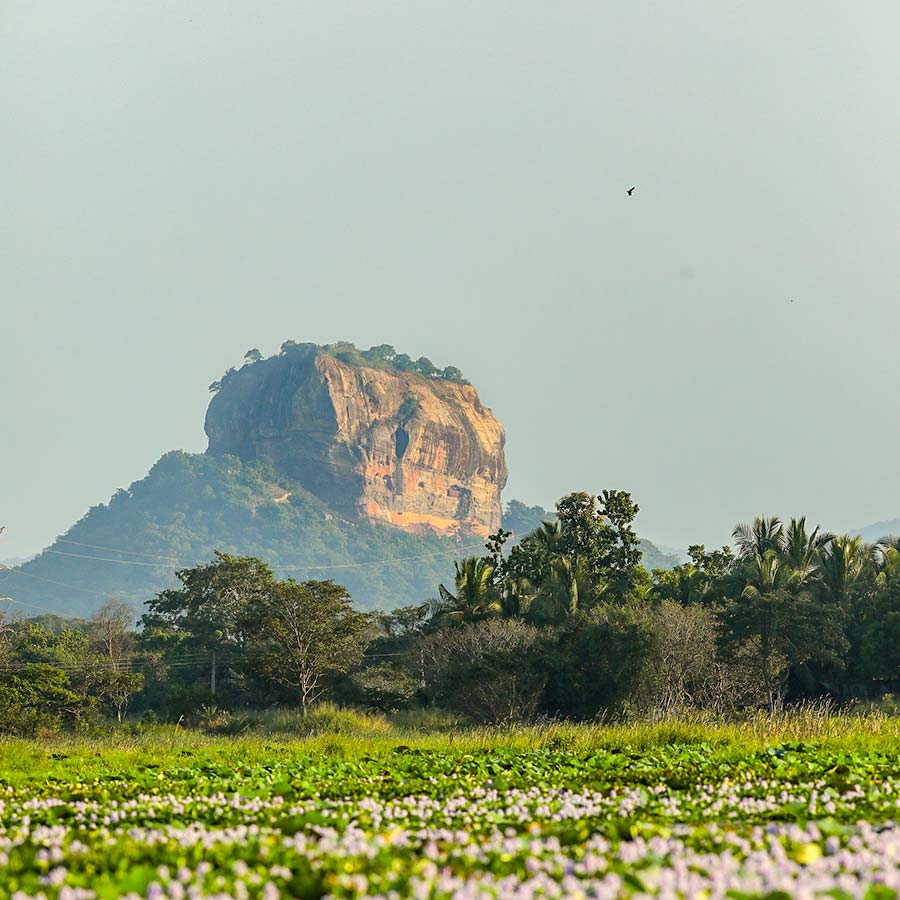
[{"left": 0, "top": 701, "right": 896, "bottom": 788}]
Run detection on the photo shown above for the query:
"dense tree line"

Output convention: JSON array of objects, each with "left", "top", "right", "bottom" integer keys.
[{"left": 1, "top": 491, "right": 897, "bottom": 732}]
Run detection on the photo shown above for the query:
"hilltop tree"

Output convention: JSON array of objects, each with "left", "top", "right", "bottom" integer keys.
[
  {"left": 441, "top": 366, "right": 467, "bottom": 383},
  {"left": 365, "top": 344, "right": 396, "bottom": 363},
  {"left": 415, "top": 356, "right": 439, "bottom": 378}
]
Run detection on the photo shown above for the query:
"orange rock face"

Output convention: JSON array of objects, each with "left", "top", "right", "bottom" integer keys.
[{"left": 205, "top": 349, "right": 507, "bottom": 536}]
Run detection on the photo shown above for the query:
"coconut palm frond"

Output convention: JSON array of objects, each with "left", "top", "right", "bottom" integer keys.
[{"left": 733, "top": 516, "right": 784, "bottom": 560}]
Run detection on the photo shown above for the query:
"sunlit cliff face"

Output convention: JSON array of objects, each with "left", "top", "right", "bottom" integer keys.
[{"left": 205, "top": 349, "right": 507, "bottom": 536}]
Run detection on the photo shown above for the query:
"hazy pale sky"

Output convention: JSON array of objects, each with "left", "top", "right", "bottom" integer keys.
[{"left": 2, "top": 2, "right": 898, "bottom": 559}]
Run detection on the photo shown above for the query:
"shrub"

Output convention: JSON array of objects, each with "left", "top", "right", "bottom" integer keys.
[
  {"left": 422, "top": 619, "right": 547, "bottom": 724},
  {"left": 351, "top": 664, "right": 419, "bottom": 711}
]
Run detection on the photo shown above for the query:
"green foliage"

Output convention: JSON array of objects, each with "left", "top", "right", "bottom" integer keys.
[
  {"left": 542, "top": 605, "right": 658, "bottom": 718},
  {"left": 216, "top": 703, "right": 393, "bottom": 737},
  {"left": 5, "top": 451, "right": 467, "bottom": 616},
  {"left": 502, "top": 499, "right": 678, "bottom": 570},
  {"left": 0, "top": 618, "right": 133, "bottom": 734},
  {"left": 502, "top": 499, "right": 550, "bottom": 537},
  {"left": 350, "top": 664, "right": 419, "bottom": 711},
  {"left": 242, "top": 579, "right": 371, "bottom": 714},
  {"left": 0, "top": 664, "right": 93, "bottom": 734},
  {"left": 273, "top": 340, "right": 471, "bottom": 383}
]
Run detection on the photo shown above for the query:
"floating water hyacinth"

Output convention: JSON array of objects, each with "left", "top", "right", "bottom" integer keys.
[{"left": 0, "top": 744, "right": 898, "bottom": 898}]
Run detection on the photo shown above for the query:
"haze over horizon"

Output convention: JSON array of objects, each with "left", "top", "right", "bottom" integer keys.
[{"left": 2, "top": 3, "right": 899, "bottom": 561}]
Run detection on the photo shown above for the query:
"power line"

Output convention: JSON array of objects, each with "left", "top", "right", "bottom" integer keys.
[
  {"left": 0, "top": 646, "right": 408, "bottom": 675},
  {"left": 44, "top": 549, "right": 179, "bottom": 568},
  {"left": 0, "top": 568, "right": 102, "bottom": 599},
  {"left": 38, "top": 541, "right": 488, "bottom": 572},
  {"left": 275, "top": 542, "right": 486, "bottom": 571},
  {"left": 57, "top": 539, "right": 188, "bottom": 563}
]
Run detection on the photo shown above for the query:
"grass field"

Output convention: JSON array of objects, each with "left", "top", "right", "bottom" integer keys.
[{"left": 0, "top": 709, "right": 898, "bottom": 898}]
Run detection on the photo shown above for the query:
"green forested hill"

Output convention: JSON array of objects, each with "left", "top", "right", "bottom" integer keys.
[
  {"left": 3, "top": 452, "right": 474, "bottom": 618},
  {"left": 4, "top": 453, "right": 679, "bottom": 618}
]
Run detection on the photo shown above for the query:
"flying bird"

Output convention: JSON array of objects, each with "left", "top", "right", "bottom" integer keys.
[{"left": 627, "top": 187, "right": 636, "bottom": 196}]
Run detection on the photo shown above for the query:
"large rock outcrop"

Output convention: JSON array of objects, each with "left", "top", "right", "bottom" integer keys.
[{"left": 205, "top": 347, "right": 507, "bottom": 536}]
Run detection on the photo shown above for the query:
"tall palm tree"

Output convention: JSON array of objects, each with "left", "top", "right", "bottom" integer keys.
[
  {"left": 818, "top": 535, "right": 869, "bottom": 604},
  {"left": 498, "top": 574, "right": 536, "bottom": 618},
  {"left": 530, "top": 557, "right": 600, "bottom": 623},
  {"left": 740, "top": 549, "right": 794, "bottom": 599},
  {"left": 434, "top": 556, "right": 500, "bottom": 623},
  {"left": 733, "top": 517, "right": 785, "bottom": 560},
  {"left": 874, "top": 542, "right": 900, "bottom": 588},
  {"left": 531, "top": 520, "right": 563, "bottom": 553},
  {"left": 781, "top": 517, "right": 831, "bottom": 585},
  {"left": 652, "top": 563, "right": 712, "bottom": 605},
  {"left": 734, "top": 549, "right": 803, "bottom": 713}
]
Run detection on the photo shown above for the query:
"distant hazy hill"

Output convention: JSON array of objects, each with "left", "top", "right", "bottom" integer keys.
[
  {"left": 852, "top": 518, "right": 900, "bottom": 543},
  {"left": 4, "top": 454, "right": 679, "bottom": 618}
]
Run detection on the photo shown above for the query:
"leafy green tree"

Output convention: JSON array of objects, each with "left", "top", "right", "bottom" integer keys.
[
  {"left": 858, "top": 565, "right": 900, "bottom": 680},
  {"left": 242, "top": 579, "right": 370, "bottom": 715},
  {"left": 243, "top": 348, "right": 263, "bottom": 364},
  {"left": 652, "top": 544, "right": 736, "bottom": 605},
  {"left": 94, "top": 669, "right": 144, "bottom": 723},
  {"left": 652, "top": 563, "right": 710, "bottom": 606},
  {"left": 365, "top": 344, "right": 396, "bottom": 363},
  {"left": 142, "top": 552, "right": 275, "bottom": 696},
  {"left": 529, "top": 556, "right": 600, "bottom": 624},
  {"left": 555, "top": 490, "right": 643, "bottom": 590},
  {"left": 0, "top": 621, "right": 101, "bottom": 732},
  {"left": 415, "top": 357, "right": 439, "bottom": 378},
  {"left": 441, "top": 366, "right": 468, "bottom": 383},
  {"left": 0, "top": 664, "right": 93, "bottom": 734},
  {"left": 542, "top": 604, "right": 656, "bottom": 719},
  {"left": 506, "top": 491, "right": 642, "bottom": 599},
  {"left": 781, "top": 517, "right": 831, "bottom": 584}
]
